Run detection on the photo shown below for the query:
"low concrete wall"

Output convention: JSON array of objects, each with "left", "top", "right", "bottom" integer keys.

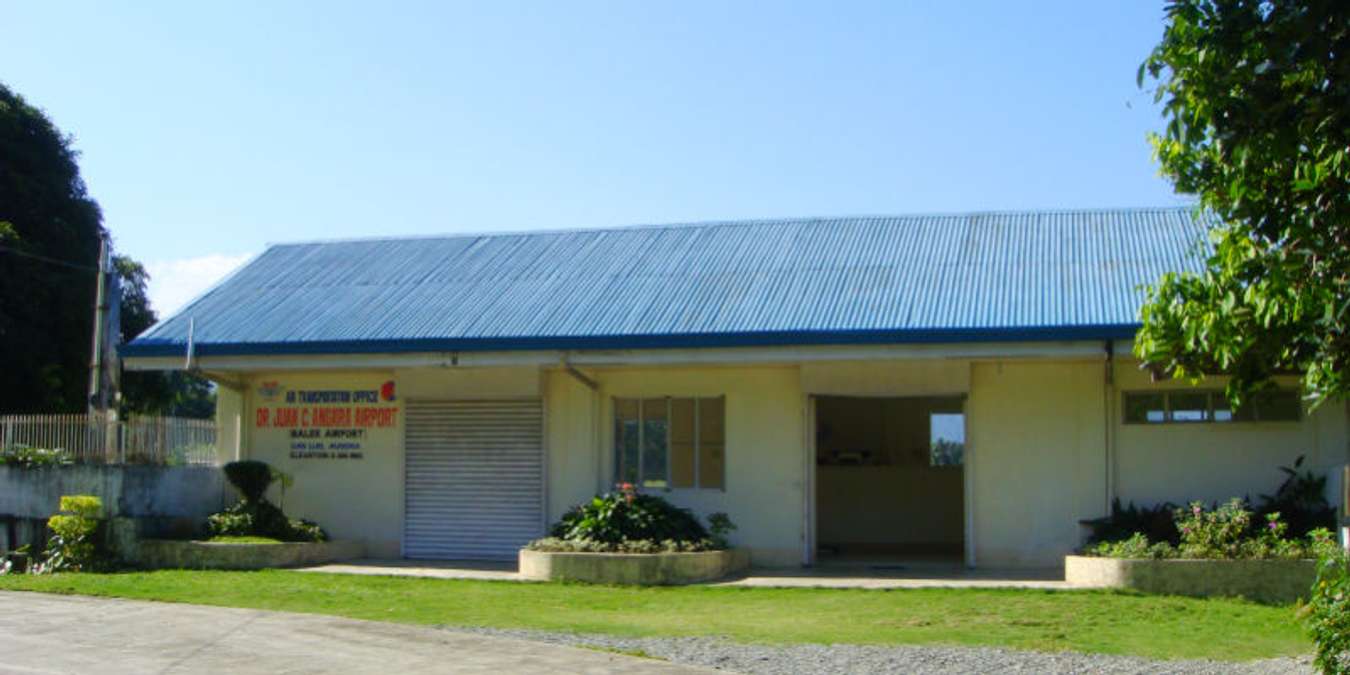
[
  {"left": 519, "top": 548, "right": 750, "bottom": 585},
  {"left": 1065, "top": 555, "right": 1316, "bottom": 604},
  {"left": 0, "top": 465, "right": 232, "bottom": 553},
  {"left": 134, "top": 539, "right": 364, "bottom": 570}
]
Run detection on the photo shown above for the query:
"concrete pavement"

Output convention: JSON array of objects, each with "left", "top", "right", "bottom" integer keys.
[
  {"left": 0, "top": 591, "right": 715, "bottom": 674},
  {"left": 298, "top": 558, "right": 1079, "bottom": 590}
]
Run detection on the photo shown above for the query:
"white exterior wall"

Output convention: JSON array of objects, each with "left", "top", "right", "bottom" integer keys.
[
  {"left": 1112, "top": 362, "right": 1350, "bottom": 507},
  {"left": 210, "top": 352, "right": 1349, "bottom": 569},
  {"left": 545, "top": 366, "right": 806, "bottom": 567},
  {"left": 213, "top": 384, "right": 244, "bottom": 466},
  {"left": 241, "top": 370, "right": 404, "bottom": 558},
  {"left": 967, "top": 360, "right": 1109, "bottom": 567}
]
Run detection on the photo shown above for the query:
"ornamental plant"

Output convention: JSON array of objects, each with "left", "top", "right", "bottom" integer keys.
[
  {"left": 535, "top": 483, "right": 733, "bottom": 553},
  {"left": 207, "top": 460, "right": 325, "bottom": 542},
  {"left": 224, "top": 460, "right": 275, "bottom": 503},
  {"left": 1175, "top": 498, "right": 1252, "bottom": 559},
  {"left": 0, "top": 445, "right": 72, "bottom": 469},
  {"left": 1301, "top": 546, "right": 1350, "bottom": 675},
  {"left": 35, "top": 494, "right": 105, "bottom": 573}
]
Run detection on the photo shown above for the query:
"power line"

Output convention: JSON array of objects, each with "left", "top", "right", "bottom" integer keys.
[{"left": 0, "top": 244, "right": 100, "bottom": 272}]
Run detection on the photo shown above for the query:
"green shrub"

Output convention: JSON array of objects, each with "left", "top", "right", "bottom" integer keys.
[
  {"left": 707, "top": 512, "right": 737, "bottom": 548},
  {"left": 1085, "top": 532, "right": 1178, "bottom": 559},
  {"left": 1258, "top": 455, "right": 1338, "bottom": 539},
  {"left": 35, "top": 494, "right": 105, "bottom": 573},
  {"left": 0, "top": 545, "right": 32, "bottom": 575},
  {"left": 1175, "top": 499, "right": 1253, "bottom": 559},
  {"left": 1084, "top": 499, "right": 1336, "bottom": 561},
  {"left": 0, "top": 445, "right": 72, "bottom": 469},
  {"left": 223, "top": 460, "right": 275, "bottom": 503},
  {"left": 549, "top": 483, "right": 712, "bottom": 548},
  {"left": 1083, "top": 498, "right": 1180, "bottom": 545},
  {"left": 525, "top": 536, "right": 717, "bottom": 553},
  {"left": 59, "top": 495, "right": 102, "bottom": 519},
  {"left": 1302, "top": 547, "right": 1350, "bottom": 674},
  {"left": 206, "top": 500, "right": 326, "bottom": 543}
]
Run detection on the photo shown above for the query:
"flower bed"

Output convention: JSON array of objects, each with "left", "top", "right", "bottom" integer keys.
[
  {"left": 522, "top": 483, "right": 745, "bottom": 585},
  {"left": 1071, "top": 476, "right": 1342, "bottom": 604}
]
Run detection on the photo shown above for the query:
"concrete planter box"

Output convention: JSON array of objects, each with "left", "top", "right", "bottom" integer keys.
[
  {"left": 1065, "top": 555, "right": 1316, "bottom": 604},
  {"left": 134, "top": 539, "right": 364, "bottom": 570},
  {"left": 519, "top": 548, "right": 750, "bottom": 585}
]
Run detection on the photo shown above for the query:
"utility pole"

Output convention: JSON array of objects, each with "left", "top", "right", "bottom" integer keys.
[{"left": 87, "top": 235, "right": 110, "bottom": 414}]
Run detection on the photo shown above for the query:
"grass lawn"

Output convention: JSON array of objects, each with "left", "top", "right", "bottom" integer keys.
[{"left": 0, "top": 570, "right": 1309, "bottom": 662}]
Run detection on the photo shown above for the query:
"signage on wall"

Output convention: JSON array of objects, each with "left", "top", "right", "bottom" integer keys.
[{"left": 254, "top": 380, "right": 399, "bottom": 460}]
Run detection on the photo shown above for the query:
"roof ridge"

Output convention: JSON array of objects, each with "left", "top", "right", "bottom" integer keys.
[{"left": 265, "top": 205, "right": 1200, "bottom": 249}]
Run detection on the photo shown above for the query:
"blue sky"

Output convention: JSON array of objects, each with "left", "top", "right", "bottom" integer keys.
[{"left": 6, "top": 1, "right": 1186, "bottom": 314}]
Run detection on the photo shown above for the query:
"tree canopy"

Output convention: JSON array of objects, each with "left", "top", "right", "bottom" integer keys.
[
  {"left": 1135, "top": 0, "right": 1349, "bottom": 406},
  {"left": 0, "top": 82, "right": 214, "bottom": 417},
  {"left": 0, "top": 82, "right": 105, "bottom": 413}
]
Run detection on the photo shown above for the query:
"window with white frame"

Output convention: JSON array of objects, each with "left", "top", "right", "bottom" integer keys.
[
  {"left": 1122, "top": 389, "right": 1301, "bottom": 424},
  {"left": 615, "top": 397, "right": 725, "bottom": 489}
]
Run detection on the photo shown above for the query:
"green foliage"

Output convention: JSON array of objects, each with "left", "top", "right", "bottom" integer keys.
[
  {"left": 1136, "top": 1, "right": 1350, "bottom": 406},
  {"left": 0, "top": 445, "right": 72, "bottom": 469},
  {"left": 113, "top": 256, "right": 216, "bottom": 417},
  {"left": 206, "top": 500, "right": 326, "bottom": 543},
  {"left": 1257, "top": 455, "right": 1338, "bottom": 538},
  {"left": 1302, "top": 547, "right": 1350, "bottom": 674},
  {"left": 59, "top": 495, "right": 102, "bottom": 519},
  {"left": 0, "top": 82, "right": 106, "bottom": 414},
  {"left": 1086, "top": 532, "right": 1178, "bottom": 560},
  {"left": 1175, "top": 499, "right": 1254, "bottom": 559},
  {"left": 546, "top": 483, "right": 720, "bottom": 550},
  {"left": 1087, "top": 497, "right": 1334, "bottom": 561},
  {"left": 0, "top": 545, "right": 31, "bottom": 575},
  {"left": 209, "top": 462, "right": 324, "bottom": 542},
  {"left": 1084, "top": 498, "right": 1181, "bottom": 545},
  {"left": 35, "top": 494, "right": 104, "bottom": 573},
  {"left": 271, "top": 467, "right": 295, "bottom": 510},
  {"left": 223, "top": 460, "right": 275, "bottom": 503},
  {"left": 706, "top": 511, "right": 737, "bottom": 548},
  {"left": 525, "top": 537, "right": 717, "bottom": 553}
]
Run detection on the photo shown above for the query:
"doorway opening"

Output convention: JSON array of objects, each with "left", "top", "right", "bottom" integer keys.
[{"left": 814, "top": 396, "right": 965, "bottom": 566}]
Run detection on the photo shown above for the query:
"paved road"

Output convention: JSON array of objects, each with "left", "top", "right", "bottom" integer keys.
[{"left": 0, "top": 591, "right": 714, "bottom": 674}]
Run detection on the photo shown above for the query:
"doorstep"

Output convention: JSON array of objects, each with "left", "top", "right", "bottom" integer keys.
[{"left": 296, "top": 558, "right": 524, "bottom": 582}]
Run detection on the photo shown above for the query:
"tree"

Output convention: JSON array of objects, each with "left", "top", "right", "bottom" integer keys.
[
  {"left": 0, "top": 81, "right": 213, "bottom": 418},
  {"left": 115, "top": 256, "right": 216, "bottom": 418},
  {"left": 0, "top": 82, "right": 104, "bottom": 413},
  {"left": 1135, "top": 0, "right": 1349, "bottom": 407}
]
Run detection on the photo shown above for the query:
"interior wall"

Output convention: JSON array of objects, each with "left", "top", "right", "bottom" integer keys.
[{"left": 815, "top": 397, "right": 964, "bottom": 553}]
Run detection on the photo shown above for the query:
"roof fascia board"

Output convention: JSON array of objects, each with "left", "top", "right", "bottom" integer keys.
[{"left": 124, "top": 340, "right": 1131, "bottom": 373}]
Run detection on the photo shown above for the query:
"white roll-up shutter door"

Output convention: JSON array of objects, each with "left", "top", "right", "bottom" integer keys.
[{"left": 404, "top": 399, "right": 544, "bottom": 560}]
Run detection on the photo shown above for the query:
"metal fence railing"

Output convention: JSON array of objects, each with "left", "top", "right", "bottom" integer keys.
[{"left": 0, "top": 413, "right": 218, "bottom": 466}]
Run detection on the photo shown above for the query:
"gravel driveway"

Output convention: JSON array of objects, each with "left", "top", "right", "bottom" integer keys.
[{"left": 453, "top": 627, "right": 1315, "bottom": 675}]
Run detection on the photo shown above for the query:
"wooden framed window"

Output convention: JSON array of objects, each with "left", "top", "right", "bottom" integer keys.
[
  {"left": 1122, "top": 390, "right": 1301, "bottom": 425},
  {"left": 614, "top": 397, "right": 725, "bottom": 489}
]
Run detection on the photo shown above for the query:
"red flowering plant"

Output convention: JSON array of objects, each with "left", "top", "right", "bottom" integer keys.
[{"left": 529, "top": 482, "right": 734, "bottom": 553}]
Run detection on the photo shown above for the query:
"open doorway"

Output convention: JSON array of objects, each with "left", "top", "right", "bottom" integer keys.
[{"left": 814, "top": 396, "right": 965, "bottom": 565}]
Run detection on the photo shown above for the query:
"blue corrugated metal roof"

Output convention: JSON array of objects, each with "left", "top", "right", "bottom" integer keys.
[{"left": 123, "top": 208, "right": 1212, "bottom": 358}]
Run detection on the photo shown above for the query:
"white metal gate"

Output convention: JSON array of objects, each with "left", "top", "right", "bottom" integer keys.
[{"left": 403, "top": 399, "right": 544, "bottom": 560}]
